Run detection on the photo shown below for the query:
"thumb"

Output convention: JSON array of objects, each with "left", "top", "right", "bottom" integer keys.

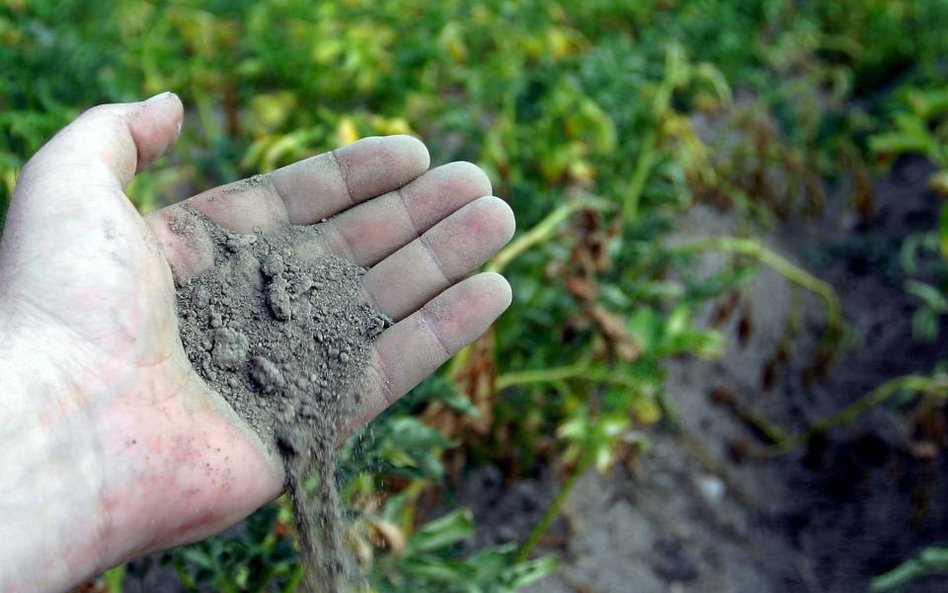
[
  {"left": 0, "top": 93, "right": 184, "bottom": 279},
  {"left": 15, "top": 92, "right": 184, "bottom": 201}
]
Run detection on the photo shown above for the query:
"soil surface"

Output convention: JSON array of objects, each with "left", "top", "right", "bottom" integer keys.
[
  {"left": 174, "top": 212, "right": 389, "bottom": 593},
  {"left": 459, "top": 156, "right": 948, "bottom": 593}
]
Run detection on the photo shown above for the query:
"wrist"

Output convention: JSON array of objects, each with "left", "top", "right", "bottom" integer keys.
[{"left": 0, "top": 320, "right": 108, "bottom": 593}]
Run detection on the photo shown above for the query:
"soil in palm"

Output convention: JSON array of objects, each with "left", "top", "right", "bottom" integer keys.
[{"left": 174, "top": 212, "right": 389, "bottom": 593}]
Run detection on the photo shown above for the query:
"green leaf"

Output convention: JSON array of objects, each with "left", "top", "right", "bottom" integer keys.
[
  {"left": 401, "top": 557, "right": 471, "bottom": 584},
  {"left": 104, "top": 565, "right": 126, "bottom": 593},
  {"left": 502, "top": 554, "right": 558, "bottom": 589},
  {"left": 869, "top": 131, "right": 934, "bottom": 157},
  {"left": 905, "top": 280, "right": 948, "bottom": 311},
  {"left": 407, "top": 509, "right": 475, "bottom": 554},
  {"left": 627, "top": 306, "right": 661, "bottom": 353},
  {"left": 437, "top": 390, "right": 482, "bottom": 418}
]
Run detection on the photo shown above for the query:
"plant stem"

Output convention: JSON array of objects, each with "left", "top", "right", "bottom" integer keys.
[
  {"left": 517, "top": 452, "right": 592, "bottom": 562},
  {"left": 668, "top": 236, "right": 843, "bottom": 339},
  {"left": 721, "top": 391, "right": 792, "bottom": 444},
  {"left": 779, "top": 374, "right": 948, "bottom": 451},
  {"left": 486, "top": 197, "right": 604, "bottom": 275},
  {"left": 496, "top": 362, "right": 638, "bottom": 390},
  {"left": 496, "top": 363, "right": 587, "bottom": 389},
  {"left": 623, "top": 44, "right": 687, "bottom": 220},
  {"left": 871, "top": 546, "right": 948, "bottom": 592},
  {"left": 623, "top": 129, "right": 659, "bottom": 220}
]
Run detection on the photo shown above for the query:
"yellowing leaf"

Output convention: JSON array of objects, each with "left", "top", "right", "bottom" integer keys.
[
  {"left": 371, "top": 519, "right": 407, "bottom": 557},
  {"left": 249, "top": 92, "right": 297, "bottom": 133},
  {"left": 439, "top": 22, "right": 468, "bottom": 64},
  {"left": 631, "top": 398, "right": 663, "bottom": 426},
  {"left": 337, "top": 116, "right": 361, "bottom": 146},
  {"left": 930, "top": 170, "right": 948, "bottom": 199},
  {"left": 372, "top": 116, "right": 414, "bottom": 136}
]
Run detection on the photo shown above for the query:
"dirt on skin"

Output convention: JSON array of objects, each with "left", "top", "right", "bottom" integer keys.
[{"left": 173, "top": 211, "right": 390, "bottom": 593}]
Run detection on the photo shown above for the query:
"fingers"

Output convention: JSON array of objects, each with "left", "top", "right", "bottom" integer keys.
[
  {"left": 11, "top": 92, "right": 183, "bottom": 210},
  {"left": 147, "top": 135, "right": 431, "bottom": 280},
  {"left": 273, "top": 135, "right": 431, "bottom": 224},
  {"left": 363, "top": 196, "right": 515, "bottom": 320},
  {"left": 1, "top": 94, "right": 184, "bottom": 277},
  {"left": 148, "top": 159, "right": 495, "bottom": 283},
  {"left": 317, "top": 161, "right": 492, "bottom": 266},
  {"left": 153, "top": 136, "right": 430, "bottom": 236},
  {"left": 349, "top": 273, "right": 512, "bottom": 431}
]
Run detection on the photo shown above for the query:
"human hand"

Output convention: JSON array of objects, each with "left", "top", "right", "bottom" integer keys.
[{"left": 0, "top": 93, "right": 514, "bottom": 592}]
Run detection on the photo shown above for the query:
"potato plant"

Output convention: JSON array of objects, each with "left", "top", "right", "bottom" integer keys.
[{"left": 2, "top": 0, "right": 947, "bottom": 591}]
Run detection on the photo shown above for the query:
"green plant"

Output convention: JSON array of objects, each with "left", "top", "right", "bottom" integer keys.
[
  {"left": 871, "top": 545, "right": 948, "bottom": 592},
  {"left": 871, "top": 88, "right": 948, "bottom": 196},
  {"left": 6, "top": 1, "right": 947, "bottom": 591},
  {"left": 166, "top": 503, "right": 300, "bottom": 593},
  {"left": 368, "top": 504, "right": 555, "bottom": 593},
  {"left": 893, "top": 200, "right": 948, "bottom": 346}
]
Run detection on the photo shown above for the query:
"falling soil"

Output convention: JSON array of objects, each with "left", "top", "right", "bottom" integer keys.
[{"left": 174, "top": 211, "right": 390, "bottom": 593}]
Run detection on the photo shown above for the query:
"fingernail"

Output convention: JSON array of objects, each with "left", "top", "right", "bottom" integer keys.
[{"left": 144, "top": 91, "right": 175, "bottom": 104}]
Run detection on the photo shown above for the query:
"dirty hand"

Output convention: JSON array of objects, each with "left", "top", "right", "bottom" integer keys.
[{"left": 0, "top": 93, "right": 514, "bottom": 592}]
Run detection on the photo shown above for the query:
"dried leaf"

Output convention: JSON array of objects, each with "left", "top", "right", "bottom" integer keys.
[
  {"left": 589, "top": 305, "right": 641, "bottom": 362},
  {"left": 370, "top": 518, "right": 407, "bottom": 557}
]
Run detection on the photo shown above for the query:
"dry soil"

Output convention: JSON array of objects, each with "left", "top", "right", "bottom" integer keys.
[{"left": 174, "top": 212, "right": 389, "bottom": 593}]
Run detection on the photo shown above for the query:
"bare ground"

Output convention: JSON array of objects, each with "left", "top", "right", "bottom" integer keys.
[{"left": 462, "top": 157, "right": 948, "bottom": 593}]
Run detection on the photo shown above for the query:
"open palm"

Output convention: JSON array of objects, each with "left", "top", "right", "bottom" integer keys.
[{"left": 0, "top": 93, "right": 513, "bottom": 592}]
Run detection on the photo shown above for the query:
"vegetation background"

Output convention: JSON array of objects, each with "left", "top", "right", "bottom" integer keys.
[{"left": 2, "top": 0, "right": 947, "bottom": 591}]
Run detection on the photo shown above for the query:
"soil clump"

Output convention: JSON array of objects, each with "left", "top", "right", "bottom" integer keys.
[{"left": 174, "top": 212, "right": 389, "bottom": 593}]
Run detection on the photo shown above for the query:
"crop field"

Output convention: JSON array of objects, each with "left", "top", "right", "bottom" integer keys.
[{"left": 2, "top": 0, "right": 948, "bottom": 592}]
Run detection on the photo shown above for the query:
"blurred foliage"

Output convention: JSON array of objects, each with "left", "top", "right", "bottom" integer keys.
[
  {"left": 872, "top": 87, "right": 948, "bottom": 196},
  {"left": 3, "top": 0, "right": 948, "bottom": 591},
  {"left": 873, "top": 89, "right": 948, "bottom": 341},
  {"left": 871, "top": 545, "right": 948, "bottom": 592}
]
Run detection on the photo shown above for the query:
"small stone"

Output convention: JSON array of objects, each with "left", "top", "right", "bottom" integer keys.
[
  {"left": 261, "top": 253, "right": 285, "bottom": 277},
  {"left": 249, "top": 356, "right": 285, "bottom": 393},
  {"left": 224, "top": 233, "right": 257, "bottom": 252},
  {"left": 696, "top": 474, "right": 726, "bottom": 504},
  {"left": 363, "top": 314, "right": 389, "bottom": 338},
  {"left": 295, "top": 272, "right": 314, "bottom": 293},
  {"left": 267, "top": 277, "right": 293, "bottom": 321},
  {"left": 193, "top": 287, "right": 210, "bottom": 309},
  {"left": 211, "top": 328, "right": 249, "bottom": 371}
]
